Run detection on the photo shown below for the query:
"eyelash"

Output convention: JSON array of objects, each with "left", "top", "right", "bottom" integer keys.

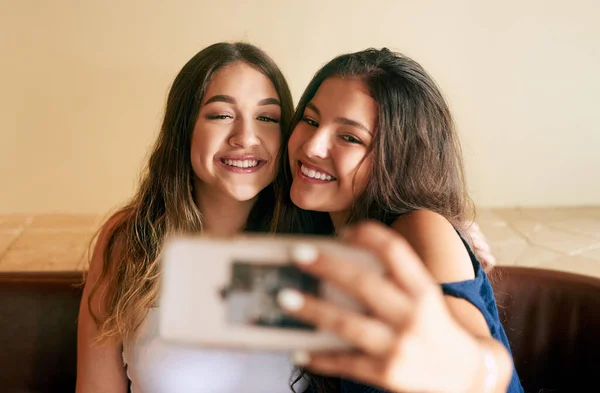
[
  {"left": 303, "top": 117, "right": 362, "bottom": 145},
  {"left": 207, "top": 114, "right": 279, "bottom": 124},
  {"left": 341, "top": 135, "right": 362, "bottom": 144},
  {"left": 257, "top": 116, "right": 280, "bottom": 124},
  {"left": 302, "top": 117, "right": 318, "bottom": 127},
  {"left": 207, "top": 114, "right": 233, "bottom": 120}
]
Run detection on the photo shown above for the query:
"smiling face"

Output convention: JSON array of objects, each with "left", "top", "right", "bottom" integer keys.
[
  {"left": 288, "top": 77, "right": 377, "bottom": 225},
  {"left": 191, "top": 61, "right": 282, "bottom": 203}
]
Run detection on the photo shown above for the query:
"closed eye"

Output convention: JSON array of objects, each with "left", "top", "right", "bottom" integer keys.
[
  {"left": 257, "top": 116, "right": 280, "bottom": 124},
  {"left": 302, "top": 117, "right": 319, "bottom": 127},
  {"left": 207, "top": 114, "right": 233, "bottom": 120}
]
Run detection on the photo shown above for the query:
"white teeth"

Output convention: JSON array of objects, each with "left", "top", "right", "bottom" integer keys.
[
  {"left": 223, "top": 159, "right": 259, "bottom": 168},
  {"left": 300, "top": 163, "right": 333, "bottom": 181}
]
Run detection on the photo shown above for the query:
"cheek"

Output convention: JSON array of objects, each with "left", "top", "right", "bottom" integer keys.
[
  {"left": 265, "top": 130, "right": 282, "bottom": 159},
  {"left": 191, "top": 122, "right": 208, "bottom": 151},
  {"left": 287, "top": 125, "right": 307, "bottom": 156},
  {"left": 190, "top": 138, "right": 208, "bottom": 180},
  {"left": 190, "top": 134, "right": 210, "bottom": 165},
  {"left": 192, "top": 122, "right": 227, "bottom": 153},
  {"left": 353, "top": 158, "right": 372, "bottom": 190},
  {"left": 190, "top": 131, "right": 201, "bottom": 162},
  {"left": 336, "top": 150, "right": 369, "bottom": 179},
  {"left": 190, "top": 133, "right": 201, "bottom": 157},
  {"left": 190, "top": 125, "right": 221, "bottom": 174}
]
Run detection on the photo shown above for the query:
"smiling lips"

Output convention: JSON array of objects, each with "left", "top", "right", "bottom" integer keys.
[
  {"left": 218, "top": 156, "right": 266, "bottom": 173},
  {"left": 297, "top": 161, "right": 336, "bottom": 183}
]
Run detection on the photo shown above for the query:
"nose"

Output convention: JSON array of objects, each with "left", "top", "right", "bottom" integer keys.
[
  {"left": 302, "top": 127, "right": 330, "bottom": 160},
  {"left": 228, "top": 119, "right": 260, "bottom": 148}
]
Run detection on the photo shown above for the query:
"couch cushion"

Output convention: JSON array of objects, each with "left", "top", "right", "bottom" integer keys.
[
  {"left": 2, "top": 266, "right": 600, "bottom": 393},
  {"left": 0, "top": 271, "right": 83, "bottom": 392},
  {"left": 493, "top": 266, "right": 600, "bottom": 393}
]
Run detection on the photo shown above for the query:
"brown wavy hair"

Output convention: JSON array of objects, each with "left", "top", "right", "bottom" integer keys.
[
  {"left": 273, "top": 47, "right": 473, "bottom": 233},
  {"left": 87, "top": 42, "right": 294, "bottom": 343},
  {"left": 273, "top": 48, "right": 474, "bottom": 391}
]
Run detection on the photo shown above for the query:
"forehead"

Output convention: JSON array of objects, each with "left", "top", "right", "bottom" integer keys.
[
  {"left": 311, "top": 77, "right": 377, "bottom": 125},
  {"left": 203, "top": 61, "right": 279, "bottom": 101}
]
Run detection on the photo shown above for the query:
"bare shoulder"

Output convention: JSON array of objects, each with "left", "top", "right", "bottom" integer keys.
[
  {"left": 84, "top": 209, "right": 131, "bottom": 318},
  {"left": 390, "top": 210, "right": 474, "bottom": 283},
  {"left": 77, "top": 210, "right": 131, "bottom": 391},
  {"left": 88, "top": 210, "right": 130, "bottom": 277}
]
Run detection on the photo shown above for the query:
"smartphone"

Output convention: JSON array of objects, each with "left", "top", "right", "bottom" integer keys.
[{"left": 158, "top": 234, "right": 382, "bottom": 352}]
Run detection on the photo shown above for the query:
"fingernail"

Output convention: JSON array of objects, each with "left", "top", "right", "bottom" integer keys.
[
  {"left": 277, "top": 289, "right": 305, "bottom": 311},
  {"left": 290, "top": 350, "right": 310, "bottom": 366},
  {"left": 291, "top": 244, "right": 318, "bottom": 264}
]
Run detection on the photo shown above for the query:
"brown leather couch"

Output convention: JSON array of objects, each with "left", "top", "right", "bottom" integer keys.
[
  {"left": 493, "top": 267, "right": 600, "bottom": 392},
  {"left": 1, "top": 267, "right": 599, "bottom": 393}
]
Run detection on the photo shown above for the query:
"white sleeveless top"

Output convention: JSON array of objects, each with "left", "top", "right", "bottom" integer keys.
[{"left": 123, "top": 308, "right": 306, "bottom": 393}]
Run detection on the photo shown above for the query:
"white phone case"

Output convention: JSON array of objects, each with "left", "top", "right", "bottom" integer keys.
[{"left": 158, "top": 234, "right": 382, "bottom": 352}]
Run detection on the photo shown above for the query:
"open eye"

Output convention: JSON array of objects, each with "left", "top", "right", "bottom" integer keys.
[
  {"left": 302, "top": 117, "right": 319, "bottom": 127},
  {"left": 341, "top": 134, "right": 362, "bottom": 144}
]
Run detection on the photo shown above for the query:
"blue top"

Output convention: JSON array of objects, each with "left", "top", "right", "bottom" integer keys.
[{"left": 310, "top": 232, "right": 524, "bottom": 393}]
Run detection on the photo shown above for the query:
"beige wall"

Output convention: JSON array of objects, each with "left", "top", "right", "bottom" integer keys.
[{"left": 1, "top": 0, "right": 599, "bottom": 213}]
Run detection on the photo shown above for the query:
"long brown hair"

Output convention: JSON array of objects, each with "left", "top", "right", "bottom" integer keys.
[
  {"left": 274, "top": 48, "right": 473, "bottom": 392},
  {"left": 273, "top": 47, "right": 472, "bottom": 234},
  {"left": 87, "top": 42, "right": 294, "bottom": 342}
]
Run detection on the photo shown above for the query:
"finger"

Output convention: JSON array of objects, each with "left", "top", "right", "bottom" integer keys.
[
  {"left": 471, "top": 234, "right": 491, "bottom": 253},
  {"left": 470, "top": 234, "right": 487, "bottom": 251},
  {"left": 293, "top": 351, "right": 386, "bottom": 389},
  {"left": 468, "top": 223, "right": 492, "bottom": 252},
  {"left": 477, "top": 251, "right": 497, "bottom": 271},
  {"left": 277, "top": 289, "right": 395, "bottom": 356},
  {"left": 342, "top": 221, "right": 435, "bottom": 297},
  {"left": 290, "top": 245, "right": 411, "bottom": 326}
]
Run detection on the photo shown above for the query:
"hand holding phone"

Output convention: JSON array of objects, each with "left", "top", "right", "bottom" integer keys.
[{"left": 158, "top": 234, "right": 382, "bottom": 352}]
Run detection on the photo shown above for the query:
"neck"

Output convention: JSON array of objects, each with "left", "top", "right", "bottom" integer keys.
[
  {"left": 194, "top": 184, "right": 257, "bottom": 236},
  {"left": 329, "top": 211, "right": 350, "bottom": 234}
]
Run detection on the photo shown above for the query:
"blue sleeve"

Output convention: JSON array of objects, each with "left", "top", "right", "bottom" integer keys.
[
  {"left": 328, "top": 230, "right": 524, "bottom": 393},
  {"left": 440, "top": 233, "right": 524, "bottom": 393}
]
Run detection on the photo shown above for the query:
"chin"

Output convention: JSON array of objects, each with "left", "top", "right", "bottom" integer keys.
[
  {"left": 290, "top": 189, "right": 322, "bottom": 212},
  {"left": 228, "top": 185, "right": 269, "bottom": 202},
  {"left": 230, "top": 191, "right": 261, "bottom": 202}
]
